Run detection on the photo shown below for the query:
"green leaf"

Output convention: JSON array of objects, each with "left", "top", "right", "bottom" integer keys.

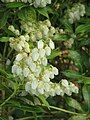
[
  {"left": 63, "top": 70, "right": 82, "bottom": 79},
  {"left": 75, "top": 24, "right": 90, "bottom": 34},
  {"left": 0, "top": 117, "right": 7, "bottom": 120},
  {"left": 53, "top": 34, "right": 70, "bottom": 41},
  {"left": 47, "top": 49, "right": 60, "bottom": 59},
  {"left": 6, "top": 2, "right": 25, "bottom": 8},
  {"left": 37, "top": 8, "right": 49, "bottom": 18},
  {"left": 0, "top": 68, "right": 8, "bottom": 77},
  {"left": 63, "top": 70, "right": 90, "bottom": 84},
  {"left": 82, "top": 85, "right": 90, "bottom": 109},
  {"left": 0, "top": 11, "right": 9, "bottom": 29},
  {"left": 66, "top": 97, "right": 83, "bottom": 112},
  {"left": 83, "top": 77, "right": 90, "bottom": 84},
  {"left": 68, "top": 115, "right": 86, "bottom": 120},
  {"left": 38, "top": 95, "right": 50, "bottom": 109},
  {"left": 79, "top": 38, "right": 90, "bottom": 46},
  {"left": 18, "top": 7, "right": 36, "bottom": 21},
  {"left": 0, "top": 37, "right": 10, "bottom": 42},
  {"left": 62, "top": 20, "right": 73, "bottom": 32},
  {"left": 68, "top": 50, "right": 82, "bottom": 69}
]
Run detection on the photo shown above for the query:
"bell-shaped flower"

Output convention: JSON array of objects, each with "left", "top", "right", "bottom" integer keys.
[
  {"left": 37, "top": 40, "right": 44, "bottom": 49},
  {"left": 45, "top": 46, "right": 51, "bottom": 56},
  {"left": 49, "top": 39, "right": 55, "bottom": 50}
]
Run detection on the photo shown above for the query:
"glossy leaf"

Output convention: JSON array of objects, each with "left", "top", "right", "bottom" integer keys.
[
  {"left": 37, "top": 8, "right": 49, "bottom": 18},
  {"left": 6, "top": 2, "right": 25, "bottom": 8},
  {"left": 75, "top": 24, "right": 90, "bottom": 34}
]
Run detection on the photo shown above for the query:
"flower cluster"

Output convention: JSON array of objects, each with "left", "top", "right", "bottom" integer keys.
[
  {"left": 34, "top": 0, "right": 51, "bottom": 8},
  {"left": 1, "top": 0, "right": 51, "bottom": 8},
  {"left": 9, "top": 19, "right": 78, "bottom": 97},
  {"left": 67, "top": 3, "right": 85, "bottom": 24}
]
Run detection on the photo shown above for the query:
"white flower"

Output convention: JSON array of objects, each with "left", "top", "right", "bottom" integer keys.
[
  {"left": 28, "top": 74, "right": 35, "bottom": 80},
  {"left": 32, "top": 48, "right": 39, "bottom": 61},
  {"left": 43, "top": 25, "right": 49, "bottom": 36},
  {"left": 24, "top": 42, "right": 30, "bottom": 53},
  {"left": 70, "top": 82, "right": 79, "bottom": 93},
  {"left": 16, "top": 44, "right": 22, "bottom": 52},
  {"left": 44, "top": 82, "right": 51, "bottom": 92},
  {"left": 50, "top": 72, "right": 54, "bottom": 79},
  {"left": 37, "top": 81, "right": 44, "bottom": 94},
  {"left": 30, "top": 62, "right": 36, "bottom": 72},
  {"left": 15, "top": 30, "right": 20, "bottom": 36},
  {"left": 52, "top": 67, "right": 58, "bottom": 75},
  {"left": 8, "top": 25, "right": 15, "bottom": 32},
  {"left": 39, "top": 49, "right": 45, "bottom": 58},
  {"left": 31, "top": 79, "right": 38, "bottom": 90},
  {"left": 34, "top": 0, "right": 41, "bottom": 8},
  {"left": 25, "top": 82, "right": 31, "bottom": 92},
  {"left": 34, "top": 66, "right": 41, "bottom": 77},
  {"left": 6, "top": 59, "right": 11, "bottom": 65},
  {"left": 45, "top": 46, "right": 51, "bottom": 56},
  {"left": 46, "top": 0, "right": 51, "bottom": 4},
  {"left": 49, "top": 87, "right": 55, "bottom": 96},
  {"left": 36, "top": 31, "right": 42, "bottom": 39},
  {"left": 19, "top": 40, "right": 25, "bottom": 48},
  {"left": 23, "top": 67, "right": 30, "bottom": 77},
  {"left": 37, "top": 40, "right": 44, "bottom": 49},
  {"left": 49, "top": 39, "right": 55, "bottom": 49},
  {"left": 12, "top": 64, "right": 22, "bottom": 76},
  {"left": 42, "top": 74, "right": 50, "bottom": 82},
  {"left": 12, "top": 64, "right": 18, "bottom": 74},
  {"left": 16, "top": 66, "right": 22, "bottom": 76},
  {"left": 55, "top": 84, "right": 61, "bottom": 95},
  {"left": 20, "top": 35, "right": 26, "bottom": 41},
  {"left": 64, "top": 87, "right": 71, "bottom": 96},
  {"left": 15, "top": 53, "right": 23, "bottom": 61},
  {"left": 50, "top": 26, "right": 55, "bottom": 34},
  {"left": 45, "top": 20, "right": 51, "bottom": 27},
  {"left": 41, "top": 57, "right": 47, "bottom": 66},
  {"left": 61, "top": 79, "right": 69, "bottom": 87},
  {"left": 74, "top": 11, "right": 80, "bottom": 20},
  {"left": 25, "top": 34, "right": 30, "bottom": 41}
]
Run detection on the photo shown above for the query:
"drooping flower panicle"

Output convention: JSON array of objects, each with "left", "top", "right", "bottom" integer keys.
[{"left": 9, "top": 19, "right": 79, "bottom": 97}]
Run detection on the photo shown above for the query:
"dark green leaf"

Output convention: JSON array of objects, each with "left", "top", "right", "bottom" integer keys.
[
  {"left": 82, "top": 85, "right": 90, "bottom": 109},
  {"left": 18, "top": 7, "right": 36, "bottom": 21},
  {"left": 68, "top": 115, "right": 86, "bottom": 120},
  {"left": 0, "top": 11, "right": 9, "bottom": 29},
  {"left": 79, "top": 38, "right": 90, "bottom": 46},
  {"left": 37, "top": 8, "right": 49, "bottom": 18},
  {"left": 63, "top": 70, "right": 90, "bottom": 84},
  {"left": 53, "top": 34, "right": 70, "bottom": 41},
  {"left": 66, "top": 97, "right": 83, "bottom": 112},
  {"left": 75, "top": 24, "right": 90, "bottom": 34},
  {"left": 6, "top": 2, "right": 25, "bottom": 8},
  {"left": 63, "top": 70, "right": 82, "bottom": 79},
  {"left": 68, "top": 50, "right": 82, "bottom": 69}
]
